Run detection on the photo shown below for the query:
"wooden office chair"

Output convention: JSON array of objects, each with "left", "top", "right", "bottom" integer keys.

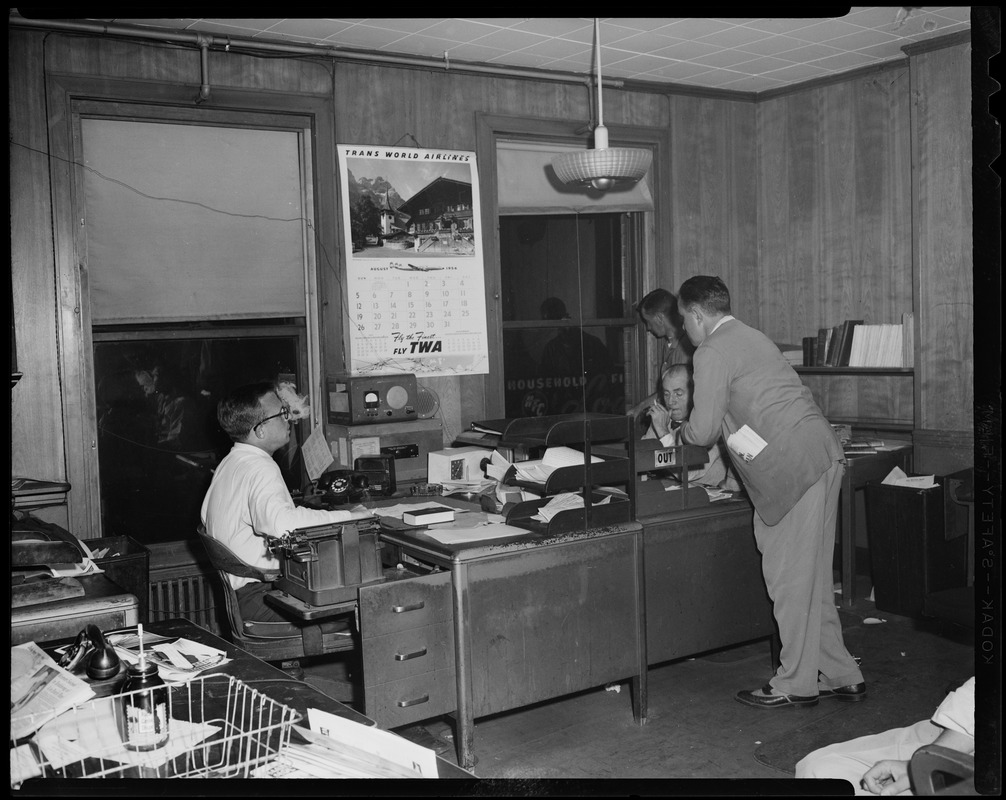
[
  {"left": 909, "top": 744, "right": 976, "bottom": 795},
  {"left": 196, "top": 526, "right": 356, "bottom": 675}
]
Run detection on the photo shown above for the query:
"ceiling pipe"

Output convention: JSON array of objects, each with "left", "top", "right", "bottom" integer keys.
[
  {"left": 9, "top": 15, "right": 626, "bottom": 90},
  {"left": 195, "top": 34, "right": 211, "bottom": 104}
]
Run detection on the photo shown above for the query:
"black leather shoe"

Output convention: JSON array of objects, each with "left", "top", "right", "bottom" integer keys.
[
  {"left": 819, "top": 682, "right": 867, "bottom": 702},
  {"left": 735, "top": 684, "right": 818, "bottom": 708}
]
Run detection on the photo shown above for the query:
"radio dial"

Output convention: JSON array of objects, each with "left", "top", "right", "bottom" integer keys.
[{"left": 387, "top": 385, "right": 409, "bottom": 409}]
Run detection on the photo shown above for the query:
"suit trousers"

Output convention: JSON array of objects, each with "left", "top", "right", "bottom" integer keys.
[{"left": 753, "top": 459, "right": 864, "bottom": 696}]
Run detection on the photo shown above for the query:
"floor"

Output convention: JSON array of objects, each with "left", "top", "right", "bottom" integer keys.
[{"left": 301, "top": 571, "right": 975, "bottom": 790}]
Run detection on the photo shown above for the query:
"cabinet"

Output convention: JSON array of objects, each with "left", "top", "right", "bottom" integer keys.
[
  {"left": 358, "top": 569, "right": 456, "bottom": 729},
  {"left": 485, "top": 413, "right": 636, "bottom": 534}
]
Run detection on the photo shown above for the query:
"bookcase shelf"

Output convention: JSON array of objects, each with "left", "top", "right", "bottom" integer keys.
[
  {"left": 796, "top": 369, "right": 915, "bottom": 432},
  {"left": 796, "top": 367, "right": 914, "bottom": 376}
]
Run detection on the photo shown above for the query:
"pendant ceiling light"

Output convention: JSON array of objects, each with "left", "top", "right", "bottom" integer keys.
[{"left": 551, "top": 18, "right": 653, "bottom": 192}]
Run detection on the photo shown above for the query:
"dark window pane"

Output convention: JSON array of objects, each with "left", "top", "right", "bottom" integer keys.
[
  {"left": 499, "top": 213, "right": 635, "bottom": 418},
  {"left": 503, "top": 326, "right": 626, "bottom": 417},
  {"left": 93, "top": 332, "right": 304, "bottom": 545},
  {"left": 500, "top": 215, "right": 625, "bottom": 322}
]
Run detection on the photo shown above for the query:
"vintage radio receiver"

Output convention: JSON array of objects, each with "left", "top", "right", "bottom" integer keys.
[
  {"left": 327, "top": 373, "right": 418, "bottom": 425},
  {"left": 268, "top": 520, "right": 385, "bottom": 606}
]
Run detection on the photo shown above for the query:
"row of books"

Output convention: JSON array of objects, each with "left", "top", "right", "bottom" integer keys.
[{"left": 800, "top": 313, "right": 913, "bottom": 367}]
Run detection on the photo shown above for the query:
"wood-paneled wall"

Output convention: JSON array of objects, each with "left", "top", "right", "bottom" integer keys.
[
  {"left": 756, "top": 65, "right": 914, "bottom": 346},
  {"left": 669, "top": 95, "right": 759, "bottom": 326},
  {"left": 909, "top": 41, "right": 974, "bottom": 473},
  {"left": 10, "top": 27, "right": 975, "bottom": 543}
]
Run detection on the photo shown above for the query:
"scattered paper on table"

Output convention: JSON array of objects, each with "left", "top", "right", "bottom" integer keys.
[
  {"left": 882, "top": 467, "right": 938, "bottom": 488},
  {"left": 34, "top": 695, "right": 220, "bottom": 771},
  {"left": 421, "top": 523, "right": 530, "bottom": 545}
]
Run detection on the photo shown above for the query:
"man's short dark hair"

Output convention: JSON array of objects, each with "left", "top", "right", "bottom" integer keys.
[
  {"left": 636, "top": 288, "right": 679, "bottom": 321},
  {"left": 678, "top": 276, "right": 731, "bottom": 315},
  {"left": 217, "top": 381, "right": 277, "bottom": 442}
]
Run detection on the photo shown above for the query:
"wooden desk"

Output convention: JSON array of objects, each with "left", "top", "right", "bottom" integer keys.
[
  {"left": 375, "top": 519, "right": 647, "bottom": 772},
  {"left": 639, "top": 497, "right": 778, "bottom": 666},
  {"left": 840, "top": 447, "right": 913, "bottom": 608}
]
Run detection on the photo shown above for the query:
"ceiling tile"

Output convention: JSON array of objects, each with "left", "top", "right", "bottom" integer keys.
[{"left": 54, "top": 14, "right": 974, "bottom": 94}]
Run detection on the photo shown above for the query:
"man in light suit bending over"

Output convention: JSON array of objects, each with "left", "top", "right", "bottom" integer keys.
[{"left": 676, "top": 275, "right": 864, "bottom": 708}]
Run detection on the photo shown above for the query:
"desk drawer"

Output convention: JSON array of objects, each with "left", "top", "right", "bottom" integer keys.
[
  {"left": 364, "top": 669, "right": 457, "bottom": 729},
  {"left": 363, "top": 622, "right": 454, "bottom": 683},
  {"left": 359, "top": 570, "right": 452, "bottom": 637}
]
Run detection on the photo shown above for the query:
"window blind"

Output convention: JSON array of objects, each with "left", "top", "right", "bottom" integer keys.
[{"left": 81, "top": 119, "right": 307, "bottom": 324}]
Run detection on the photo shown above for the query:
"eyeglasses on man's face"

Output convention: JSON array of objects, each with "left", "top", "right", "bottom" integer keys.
[{"left": 254, "top": 404, "right": 291, "bottom": 432}]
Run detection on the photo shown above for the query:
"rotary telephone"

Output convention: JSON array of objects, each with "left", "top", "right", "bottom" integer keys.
[{"left": 316, "top": 468, "right": 369, "bottom": 505}]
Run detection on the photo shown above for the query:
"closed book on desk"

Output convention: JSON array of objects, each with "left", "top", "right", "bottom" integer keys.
[{"left": 403, "top": 505, "right": 456, "bottom": 526}]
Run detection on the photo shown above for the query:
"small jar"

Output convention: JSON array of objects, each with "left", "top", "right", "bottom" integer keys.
[{"left": 116, "top": 660, "right": 169, "bottom": 751}]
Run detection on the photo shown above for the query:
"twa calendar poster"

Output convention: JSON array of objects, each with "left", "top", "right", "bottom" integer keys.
[{"left": 337, "top": 144, "right": 489, "bottom": 377}]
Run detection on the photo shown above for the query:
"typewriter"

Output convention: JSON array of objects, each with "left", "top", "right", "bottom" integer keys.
[{"left": 267, "top": 518, "right": 386, "bottom": 606}]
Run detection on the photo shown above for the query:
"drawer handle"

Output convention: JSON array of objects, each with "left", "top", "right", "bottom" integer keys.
[
  {"left": 394, "top": 647, "right": 428, "bottom": 661},
  {"left": 392, "top": 601, "right": 425, "bottom": 613},
  {"left": 397, "top": 694, "right": 430, "bottom": 708}
]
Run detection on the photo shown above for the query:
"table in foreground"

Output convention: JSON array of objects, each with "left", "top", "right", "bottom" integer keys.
[{"left": 16, "top": 618, "right": 474, "bottom": 788}]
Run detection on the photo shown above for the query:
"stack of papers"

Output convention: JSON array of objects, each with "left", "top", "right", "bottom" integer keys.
[
  {"left": 531, "top": 492, "right": 611, "bottom": 523},
  {"left": 251, "top": 708, "right": 439, "bottom": 778},
  {"left": 486, "top": 446, "right": 602, "bottom": 484}
]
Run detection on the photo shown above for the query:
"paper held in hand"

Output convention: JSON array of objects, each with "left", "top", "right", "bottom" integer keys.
[{"left": 726, "top": 425, "right": 767, "bottom": 463}]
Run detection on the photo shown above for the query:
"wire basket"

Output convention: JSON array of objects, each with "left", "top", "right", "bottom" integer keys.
[{"left": 11, "top": 674, "right": 302, "bottom": 782}]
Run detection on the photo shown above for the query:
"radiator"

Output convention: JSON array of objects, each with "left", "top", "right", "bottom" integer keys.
[{"left": 148, "top": 573, "right": 222, "bottom": 637}]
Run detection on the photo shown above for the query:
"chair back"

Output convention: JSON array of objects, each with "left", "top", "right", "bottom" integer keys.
[
  {"left": 196, "top": 525, "right": 303, "bottom": 643},
  {"left": 909, "top": 744, "right": 976, "bottom": 795},
  {"left": 196, "top": 525, "right": 356, "bottom": 664}
]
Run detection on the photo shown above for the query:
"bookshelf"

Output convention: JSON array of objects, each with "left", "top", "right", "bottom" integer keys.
[{"left": 795, "top": 367, "right": 915, "bottom": 432}]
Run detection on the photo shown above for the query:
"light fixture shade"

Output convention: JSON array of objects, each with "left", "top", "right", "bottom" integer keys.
[{"left": 551, "top": 147, "right": 653, "bottom": 187}]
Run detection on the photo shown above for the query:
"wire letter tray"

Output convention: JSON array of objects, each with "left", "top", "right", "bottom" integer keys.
[{"left": 11, "top": 674, "right": 302, "bottom": 782}]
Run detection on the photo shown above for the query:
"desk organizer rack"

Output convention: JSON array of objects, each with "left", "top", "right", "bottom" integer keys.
[
  {"left": 483, "top": 413, "right": 636, "bottom": 535},
  {"left": 11, "top": 674, "right": 301, "bottom": 782}
]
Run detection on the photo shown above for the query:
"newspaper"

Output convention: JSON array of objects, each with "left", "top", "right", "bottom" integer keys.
[{"left": 10, "top": 642, "right": 95, "bottom": 741}]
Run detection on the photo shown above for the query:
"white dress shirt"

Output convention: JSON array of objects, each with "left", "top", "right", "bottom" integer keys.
[{"left": 200, "top": 443, "right": 358, "bottom": 591}]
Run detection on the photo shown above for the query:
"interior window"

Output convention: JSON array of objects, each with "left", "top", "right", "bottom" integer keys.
[
  {"left": 73, "top": 105, "right": 320, "bottom": 545},
  {"left": 499, "top": 213, "right": 638, "bottom": 418},
  {"left": 92, "top": 326, "right": 307, "bottom": 545}
]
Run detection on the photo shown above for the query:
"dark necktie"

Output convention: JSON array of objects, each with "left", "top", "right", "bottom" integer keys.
[{"left": 670, "top": 420, "right": 682, "bottom": 430}]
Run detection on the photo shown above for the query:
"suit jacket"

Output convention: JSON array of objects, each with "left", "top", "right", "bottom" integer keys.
[{"left": 679, "top": 318, "right": 843, "bottom": 525}]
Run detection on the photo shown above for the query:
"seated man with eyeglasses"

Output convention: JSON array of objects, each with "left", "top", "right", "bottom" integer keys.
[{"left": 201, "top": 381, "right": 370, "bottom": 622}]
